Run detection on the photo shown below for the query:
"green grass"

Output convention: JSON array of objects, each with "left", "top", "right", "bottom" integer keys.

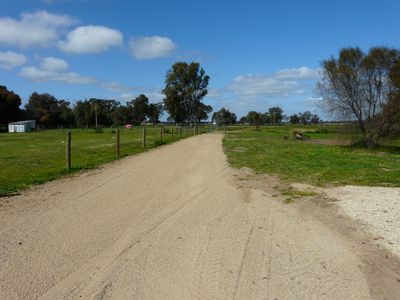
[
  {"left": 224, "top": 126, "right": 400, "bottom": 187},
  {"left": 0, "top": 126, "right": 196, "bottom": 196}
]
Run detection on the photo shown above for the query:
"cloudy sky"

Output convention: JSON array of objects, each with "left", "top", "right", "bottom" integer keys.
[{"left": 0, "top": 0, "right": 399, "bottom": 118}]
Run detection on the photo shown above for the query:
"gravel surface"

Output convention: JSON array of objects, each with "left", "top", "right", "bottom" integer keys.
[
  {"left": 0, "top": 134, "right": 375, "bottom": 299},
  {"left": 325, "top": 186, "right": 400, "bottom": 256}
]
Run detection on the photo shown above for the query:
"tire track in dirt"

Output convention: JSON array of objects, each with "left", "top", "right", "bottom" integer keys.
[{"left": 1, "top": 134, "right": 394, "bottom": 299}]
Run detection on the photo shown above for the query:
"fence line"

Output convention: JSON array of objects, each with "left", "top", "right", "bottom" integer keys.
[{"left": 63, "top": 125, "right": 213, "bottom": 170}]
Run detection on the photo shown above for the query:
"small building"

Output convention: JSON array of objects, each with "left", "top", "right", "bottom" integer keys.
[{"left": 8, "top": 120, "right": 36, "bottom": 133}]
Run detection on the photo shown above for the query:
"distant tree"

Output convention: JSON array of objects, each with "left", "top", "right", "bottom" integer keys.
[
  {"left": 382, "top": 60, "right": 400, "bottom": 136},
  {"left": 310, "top": 114, "right": 320, "bottom": 124},
  {"left": 260, "top": 113, "right": 271, "bottom": 124},
  {"left": 73, "top": 98, "right": 120, "bottom": 127},
  {"left": 147, "top": 102, "right": 164, "bottom": 125},
  {"left": 196, "top": 103, "right": 213, "bottom": 123},
  {"left": 239, "top": 116, "right": 248, "bottom": 124},
  {"left": 318, "top": 46, "right": 400, "bottom": 147},
  {"left": 127, "top": 94, "right": 149, "bottom": 125},
  {"left": 74, "top": 100, "right": 92, "bottom": 127},
  {"left": 163, "top": 62, "right": 210, "bottom": 125},
  {"left": 290, "top": 114, "right": 300, "bottom": 124},
  {"left": 212, "top": 108, "right": 237, "bottom": 126},
  {"left": 268, "top": 106, "right": 283, "bottom": 124},
  {"left": 0, "top": 85, "right": 22, "bottom": 124},
  {"left": 299, "top": 111, "right": 312, "bottom": 125},
  {"left": 112, "top": 106, "right": 130, "bottom": 126},
  {"left": 58, "top": 100, "right": 75, "bottom": 127},
  {"left": 88, "top": 98, "right": 120, "bottom": 127},
  {"left": 246, "top": 111, "right": 262, "bottom": 130},
  {"left": 25, "top": 92, "right": 61, "bottom": 125}
]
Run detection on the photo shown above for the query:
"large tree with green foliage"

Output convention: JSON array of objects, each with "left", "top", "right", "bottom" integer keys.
[
  {"left": 127, "top": 94, "right": 149, "bottom": 125},
  {"left": 290, "top": 114, "right": 300, "bottom": 124},
  {"left": 246, "top": 111, "right": 263, "bottom": 130},
  {"left": 318, "top": 46, "right": 400, "bottom": 147},
  {"left": 163, "top": 62, "right": 211, "bottom": 125},
  {"left": 212, "top": 108, "right": 237, "bottom": 126},
  {"left": 147, "top": 102, "right": 164, "bottom": 125},
  {"left": 268, "top": 106, "right": 283, "bottom": 124},
  {"left": 0, "top": 85, "right": 22, "bottom": 124},
  {"left": 25, "top": 92, "right": 61, "bottom": 125}
]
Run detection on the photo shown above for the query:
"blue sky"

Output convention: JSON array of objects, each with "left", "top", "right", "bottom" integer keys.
[{"left": 0, "top": 0, "right": 399, "bottom": 119}]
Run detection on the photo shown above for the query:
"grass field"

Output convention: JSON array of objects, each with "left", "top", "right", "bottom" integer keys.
[
  {"left": 0, "top": 126, "right": 198, "bottom": 196},
  {"left": 224, "top": 125, "right": 400, "bottom": 187}
]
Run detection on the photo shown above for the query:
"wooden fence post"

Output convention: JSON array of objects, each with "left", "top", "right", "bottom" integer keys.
[
  {"left": 142, "top": 126, "right": 146, "bottom": 148},
  {"left": 160, "top": 127, "right": 163, "bottom": 141},
  {"left": 66, "top": 131, "right": 71, "bottom": 170},
  {"left": 116, "top": 129, "right": 120, "bottom": 157},
  {"left": 179, "top": 126, "right": 182, "bottom": 139},
  {"left": 171, "top": 127, "right": 174, "bottom": 141}
]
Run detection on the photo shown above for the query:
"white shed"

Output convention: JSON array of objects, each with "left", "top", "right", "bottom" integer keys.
[{"left": 8, "top": 120, "right": 36, "bottom": 133}]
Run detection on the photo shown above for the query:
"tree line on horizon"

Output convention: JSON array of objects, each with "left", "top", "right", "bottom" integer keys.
[
  {"left": 0, "top": 62, "right": 213, "bottom": 128},
  {"left": 0, "top": 60, "right": 321, "bottom": 129},
  {"left": 0, "top": 82, "right": 320, "bottom": 128},
  {"left": 2, "top": 45, "right": 400, "bottom": 148}
]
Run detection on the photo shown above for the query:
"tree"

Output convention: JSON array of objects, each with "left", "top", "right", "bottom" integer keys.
[
  {"left": 299, "top": 111, "right": 312, "bottom": 125},
  {"left": 74, "top": 100, "right": 92, "bottom": 127},
  {"left": 239, "top": 116, "right": 248, "bottom": 124},
  {"left": 0, "top": 85, "right": 22, "bottom": 124},
  {"left": 73, "top": 98, "right": 120, "bottom": 127},
  {"left": 246, "top": 111, "right": 262, "bottom": 130},
  {"left": 88, "top": 98, "right": 120, "bottom": 127},
  {"left": 127, "top": 94, "right": 149, "bottom": 125},
  {"left": 310, "top": 114, "right": 320, "bottom": 124},
  {"left": 25, "top": 92, "right": 61, "bottom": 125},
  {"left": 58, "top": 100, "right": 75, "bottom": 127},
  {"left": 147, "top": 102, "right": 164, "bottom": 125},
  {"left": 112, "top": 106, "right": 130, "bottom": 126},
  {"left": 163, "top": 62, "right": 211, "bottom": 125},
  {"left": 260, "top": 113, "right": 271, "bottom": 124},
  {"left": 268, "top": 106, "right": 283, "bottom": 124},
  {"left": 195, "top": 103, "right": 213, "bottom": 123},
  {"left": 318, "top": 46, "right": 400, "bottom": 147},
  {"left": 212, "top": 108, "right": 237, "bottom": 126},
  {"left": 290, "top": 114, "right": 300, "bottom": 124}
]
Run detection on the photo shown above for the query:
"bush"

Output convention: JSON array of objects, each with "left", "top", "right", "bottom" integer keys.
[{"left": 153, "top": 139, "right": 167, "bottom": 147}]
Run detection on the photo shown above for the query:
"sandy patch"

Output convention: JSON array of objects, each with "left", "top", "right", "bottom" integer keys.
[{"left": 324, "top": 186, "right": 400, "bottom": 256}]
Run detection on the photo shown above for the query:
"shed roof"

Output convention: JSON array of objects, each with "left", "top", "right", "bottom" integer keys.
[{"left": 8, "top": 120, "right": 35, "bottom": 125}]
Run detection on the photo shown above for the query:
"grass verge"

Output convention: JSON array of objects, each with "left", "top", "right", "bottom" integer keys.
[
  {"left": 0, "top": 126, "right": 194, "bottom": 196},
  {"left": 223, "top": 126, "right": 400, "bottom": 187}
]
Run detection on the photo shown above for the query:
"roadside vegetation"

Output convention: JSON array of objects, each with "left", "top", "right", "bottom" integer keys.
[
  {"left": 224, "top": 125, "right": 400, "bottom": 187},
  {"left": 0, "top": 126, "right": 198, "bottom": 196}
]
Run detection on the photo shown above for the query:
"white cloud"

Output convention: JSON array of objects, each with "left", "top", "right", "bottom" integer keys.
[
  {"left": 120, "top": 93, "right": 135, "bottom": 101},
  {"left": 275, "top": 66, "right": 320, "bottom": 80},
  {"left": 19, "top": 58, "right": 95, "bottom": 84},
  {"left": 0, "top": 10, "right": 76, "bottom": 48},
  {"left": 0, "top": 51, "right": 27, "bottom": 69},
  {"left": 20, "top": 66, "right": 95, "bottom": 84},
  {"left": 228, "top": 66, "right": 320, "bottom": 100},
  {"left": 129, "top": 36, "right": 176, "bottom": 59},
  {"left": 229, "top": 74, "right": 303, "bottom": 98},
  {"left": 41, "top": 57, "right": 68, "bottom": 71},
  {"left": 19, "top": 57, "right": 129, "bottom": 91},
  {"left": 101, "top": 81, "right": 132, "bottom": 93},
  {"left": 20, "top": 10, "right": 77, "bottom": 28},
  {"left": 59, "top": 25, "right": 123, "bottom": 54}
]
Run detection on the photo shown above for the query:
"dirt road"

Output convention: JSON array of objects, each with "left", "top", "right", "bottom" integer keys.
[{"left": 0, "top": 134, "right": 397, "bottom": 299}]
